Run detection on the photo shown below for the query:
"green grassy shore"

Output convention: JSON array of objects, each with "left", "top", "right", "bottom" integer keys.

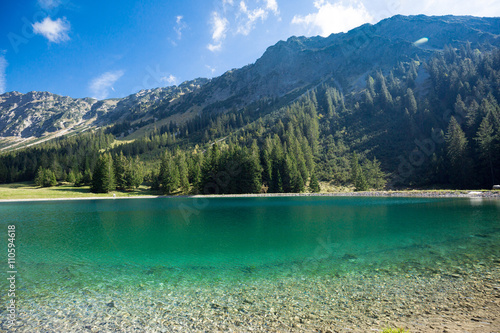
[
  {"left": 0, "top": 181, "right": 499, "bottom": 201},
  {"left": 0, "top": 182, "right": 153, "bottom": 200}
]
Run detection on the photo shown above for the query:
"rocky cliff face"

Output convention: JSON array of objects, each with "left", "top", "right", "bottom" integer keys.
[
  {"left": 0, "top": 79, "right": 208, "bottom": 140},
  {"left": 0, "top": 91, "right": 96, "bottom": 137},
  {"left": 1, "top": 15, "right": 499, "bottom": 147}
]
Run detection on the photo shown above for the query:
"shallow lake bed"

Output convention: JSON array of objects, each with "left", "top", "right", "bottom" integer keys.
[{"left": 1, "top": 196, "right": 499, "bottom": 332}]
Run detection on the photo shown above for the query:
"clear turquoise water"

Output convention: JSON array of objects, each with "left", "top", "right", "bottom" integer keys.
[{"left": 1, "top": 196, "right": 499, "bottom": 293}]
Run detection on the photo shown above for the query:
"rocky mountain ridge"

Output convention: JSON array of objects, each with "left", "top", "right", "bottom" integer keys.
[
  {"left": 1, "top": 14, "right": 499, "bottom": 150},
  {"left": 0, "top": 79, "right": 208, "bottom": 148}
]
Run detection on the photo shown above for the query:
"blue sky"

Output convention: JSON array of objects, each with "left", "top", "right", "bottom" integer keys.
[{"left": 1, "top": 0, "right": 499, "bottom": 100}]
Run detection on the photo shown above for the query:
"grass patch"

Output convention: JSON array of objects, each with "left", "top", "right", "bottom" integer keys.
[
  {"left": 0, "top": 182, "right": 154, "bottom": 200},
  {"left": 319, "top": 181, "right": 355, "bottom": 193},
  {"left": 109, "top": 139, "right": 135, "bottom": 148}
]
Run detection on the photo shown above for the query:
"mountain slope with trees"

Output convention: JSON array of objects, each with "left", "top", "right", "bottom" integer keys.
[{"left": 0, "top": 15, "right": 499, "bottom": 193}]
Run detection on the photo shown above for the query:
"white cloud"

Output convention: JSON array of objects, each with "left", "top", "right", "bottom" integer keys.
[
  {"left": 265, "top": 0, "right": 279, "bottom": 14},
  {"left": 236, "top": 0, "right": 280, "bottom": 35},
  {"left": 174, "top": 15, "right": 187, "bottom": 40},
  {"left": 38, "top": 0, "right": 61, "bottom": 10},
  {"left": 398, "top": 0, "right": 500, "bottom": 18},
  {"left": 237, "top": 1, "right": 267, "bottom": 35},
  {"left": 207, "top": 0, "right": 280, "bottom": 51},
  {"left": 208, "top": 43, "right": 222, "bottom": 52},
  {"left": 89, "top": 70, "right": 124, "bottom": 100},
  {"left": 292, "top": 0, "right": 373, "bottom": 36},
  {"left": 0, "top": 54, "right": 7, "bottom": 94},
  {"left": 32, "top": 17, "right": 70, "bottom": 43},
  {"left": 353, "top": 0, "right": 500, "bottom": 26},
  {"left": 160, "top": 74, "right": 178, "bottom": 85},
  {"left": 206, "top": 65, "right": 217, "bottom": 75},
  {"left": 211, "top": 12, "right": 229, "bottom": 42},
  {"left": 207, "top": 11, "right": 229, "bottom": 51}
]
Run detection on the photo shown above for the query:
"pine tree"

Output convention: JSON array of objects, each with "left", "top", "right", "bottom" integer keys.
[
  {"left": 376, "top": 72, "right": 393, "bottom": 109},
  {"left": 190, "top": 155, "right": 203, "bottom": 193},
  {"left": 123, "top": 156, "right": 144, "bottom": 190},
  {"left": 34, "top": 168, "right": 44, "bottom": 187},
  {"left": 406, "top": 88, "right": 417, "bottom": 114},
  {"left": 282, "top": 154, "right": 294, "bottom": 193},
  {"left": 74, "top": 171, "right": 83, "bottom": 187},
  {"left": 475, "top": 116, "right": 496, "bottom": 186},
  {"left": 269, "top": 135, "right": 284, "bottom": 193},
  {"left": 49, "top": 169, "right": 58, "bottom": 186},
  {"left": 294, "top": 172, "right": 305, "bottom": 192},
  {"left": 292, "top": 137, "right": 309, "bottom": 182},
  {"left": 274, "top": 168, "right": 283, "bottom": 193},
  {"left": 82, "top": 169, "right": 93, "bottom": 186},
  {"left": 367, "top": 75, "right": 376, "bottom": 97},
  {"left": 113, "top": 152, "right": 127, "bottom": 190},
  {"left": 67, "top": 170, "right": 76, "bottom": 184},
  {"left": 363, "top": 89, "right": 374, "bottom": 112},
  {"left": 454, "top": 95, "right": 467, "bottom": 122},
  {"left": 325, "top": 88, "right": 337, "bottom": 118},
  {"left": 350, "top": 153, "right": 368, "bottom": 191},
  {"left": 91, "top": 154, "right": 115, "bottom": 193},
  {"left": 51, "top": 159, "right": 62, "bottom": 181},
  {"left": 150, "top": 170, "right": 160, "bottom": 191},
  {"left": 199, "top": 143, "right": 221, "bottom": 194},
  {"left": 355, "top": 170, "right": 368, "bottom": 191},
  {"left": 363, "top": 157, "right": 386, "bottom": 190},
  {"left": 309, "top": 172, "right": 320, "bottom": 192},
  {"left": 445, "top": 116, "right": 473, "bottom": 188},
  {"left": 159, "top": 151, "right": 179, "bottom": 195},
  {"left": 249, "top": 140, "right": 263, "bottom": 192},
  {"left": 176, "top": 152, "right": 190, "bottom": 193},
  {"left": 34, "top": 168, "right": 58, "bottom": 187},
  {"left": 260, "top": 144, "right": 272, "bottom": 187}
]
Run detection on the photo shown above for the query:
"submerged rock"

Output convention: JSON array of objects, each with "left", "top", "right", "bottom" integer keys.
[{"left": 342, "top": 254, "right": 358, "bottom": 260}]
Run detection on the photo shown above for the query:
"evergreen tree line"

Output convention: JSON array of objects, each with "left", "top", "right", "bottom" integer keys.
[
  {"left": 149, "top": 139, "right": 322, "bottom": 195},
  {"left": 0, "top": 130, "right": 114, "bottom": 183},
  {"left": 34, "top": 168, "right": 57, "bottom": 187},
  {"left": 90, "top": 152, "right": 145, "bottom": 193}
]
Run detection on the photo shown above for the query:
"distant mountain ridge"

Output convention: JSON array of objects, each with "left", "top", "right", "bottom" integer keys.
[
  {"left": 0, "top": 79, "right": 208, "bottom": 149},
  {"left": 1, "top": 14, "right": 499, "bottom": 150}
]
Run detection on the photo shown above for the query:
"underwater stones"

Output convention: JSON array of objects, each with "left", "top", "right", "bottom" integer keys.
[
  {"left": 342, "top": 254, "right": 358, "bottom": 261},
  {"left": 9, "top": 260, "right": 500, "bottom": 332}
]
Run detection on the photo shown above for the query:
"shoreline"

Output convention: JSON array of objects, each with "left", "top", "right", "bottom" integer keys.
[{"left": 0, "top": 190, "right": 499, "bottom": 203}]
